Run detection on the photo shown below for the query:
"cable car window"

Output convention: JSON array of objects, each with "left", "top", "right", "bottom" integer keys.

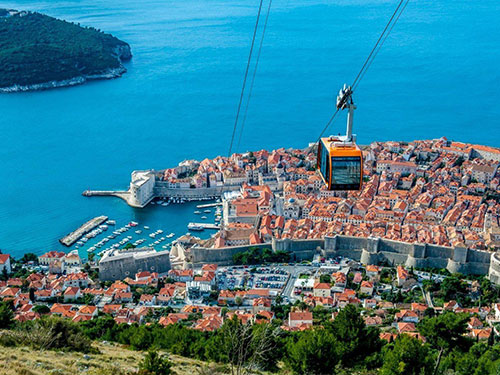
[
  {"left": 323, "top": 145, "right": 330, "bottom": 183},
  {"left": 320, "top": 142, "right": 329, "bottom": 182},
  {"left": 331, "top": 156, "right": 361, "bottom": 189}
]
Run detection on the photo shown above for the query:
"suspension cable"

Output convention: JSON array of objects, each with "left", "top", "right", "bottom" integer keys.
[
  {"left": 317, "top": 0, "right": 409, "bottom": 140},
  {"left": 351, "top": 0, "right": 405, "bottom": 90},
  {"left": 228, "top": 0, "right": 265, "bottom": 157},
  {"left": 236, "top": 0, "right": 273, "bottom": 153},
  {"left": 354, "top": 0, "right": 410, "bottom": 91}
]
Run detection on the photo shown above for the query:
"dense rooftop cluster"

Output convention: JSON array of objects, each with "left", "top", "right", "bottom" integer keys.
[
  {"left": 162, "top": 138, "right": 500, "bottom": 251},
  {"left": 2, "top": 254, "right": 500, "bottom": 346}
]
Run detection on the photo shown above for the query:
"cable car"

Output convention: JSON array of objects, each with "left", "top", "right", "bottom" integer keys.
[
  {"left": 316, "top": 84, "right": 363, "bottom": 191},
  {"left": 317, "top": 137, "right": 363, "bottom": 190}
]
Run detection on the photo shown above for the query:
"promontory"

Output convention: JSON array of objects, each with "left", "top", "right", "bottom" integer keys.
[{"left": 0, "top": 9, "right": 132, "bottom": 92}]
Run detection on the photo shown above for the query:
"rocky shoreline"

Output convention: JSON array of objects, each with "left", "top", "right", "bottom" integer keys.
[{"left": 0, "top": 66, "right": 127, "bottom": 93}]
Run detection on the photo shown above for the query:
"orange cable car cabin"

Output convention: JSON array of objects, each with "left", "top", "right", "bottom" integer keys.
[{"left": 317, "top": 136, "right": 363, "bottom": 191}]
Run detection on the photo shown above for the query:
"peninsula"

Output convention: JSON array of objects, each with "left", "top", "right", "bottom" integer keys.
[
  {"left": 0, "top": 9, "right": 132, "bottom": 92},
  {"left": 87, "top": 137, "right": 500, "bottom": 254}
]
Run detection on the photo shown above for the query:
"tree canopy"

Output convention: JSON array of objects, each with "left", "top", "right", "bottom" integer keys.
[{"left": 0, "top": 10, "right": 131, "bottom": 88}]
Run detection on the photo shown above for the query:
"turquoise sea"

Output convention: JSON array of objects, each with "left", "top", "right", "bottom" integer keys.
[{"left": 0, "top": 0, "right": 499, "bottom": 258}]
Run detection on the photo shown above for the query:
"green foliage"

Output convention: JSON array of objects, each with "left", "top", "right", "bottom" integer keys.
[
  {"left": 138, "top": 350, "right": 172, "bottom": 375},
  {"left": 312, "top": 305, "right": 331, "bottom": 325},
  {"left": 232, "top": 247, "right": 290, "bottom": 265},
  {"left": 0, "top": 10, "right": 131, "bottom": 88},
  {"left": 418, "top": 312, "right": 471, "bottom": 352},
  {"left": 19, "top": 253, "right": 38, "bottom": 264},
  {"left": 271, "top": 299, "right": 291, "bottom": 321},
  {"left": 2, "top": 316, "right": 96, "bottom": 353},
  {"left": 285, "top": 329, "right": 339, "bottom": 375},
  {"left": 331, "top": 304, "right": 382, "bottom": 367},
  {"left": 440, "top": 342, "right": 500, "bottom": 375},
  {"left": 0, "top": 267, "right": 8, "bottom": 281},
  {"left": 0, "top": 300, "right": 14, "bottom": 328},
  {"left": 440, "top": 274, "right": 469, "bottom": 304},
  {"left": 479, "top": 277, "right": 500, "bottom": 305},
  {"left": 32, "top": 304, "right": 50, "bottom": 315},
  {"left": 380, "top": 335, "right": 434, "bottom": 375},
  {"left": 319, "top": 273, "right": 331, "bottom": 284}
]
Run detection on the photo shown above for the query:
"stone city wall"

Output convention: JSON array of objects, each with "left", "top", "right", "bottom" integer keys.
[
  {"left": 189, "top": 243, "right": 270, "bottom": 266},
  {"left": 187, "top": 234, "right": 497, "bottom": 282}
]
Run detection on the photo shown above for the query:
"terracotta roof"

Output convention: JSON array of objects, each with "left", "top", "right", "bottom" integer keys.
[
  {"left": 289, "top": 311, "right": 313, "bottom": 321},
  {"left": 0, "top": 254, "right": 10, "bottom": 264}
]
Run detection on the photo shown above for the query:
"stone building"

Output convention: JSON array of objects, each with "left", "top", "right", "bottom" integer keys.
[
  {"left": 99, "top": 247, "right": 171, "bottom": 281},
  {"left": 129, "top": 170, "right": 155, "bottom": 207}
]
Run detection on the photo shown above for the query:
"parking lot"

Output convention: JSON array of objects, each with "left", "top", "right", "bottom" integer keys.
[
  {"left": 216, "top": 266, "right": 289, "bottom": 291},
  {"left": 248, "top": 267, "right": 288, "bottom": 290}
]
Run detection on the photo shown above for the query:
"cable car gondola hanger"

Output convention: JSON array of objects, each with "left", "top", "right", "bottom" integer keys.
[
  {"left": 228, "top": 0, "right": 411, "bottom": 191},
  {"left": 316, "top": 0, "right": 410, "bottom": 191}
]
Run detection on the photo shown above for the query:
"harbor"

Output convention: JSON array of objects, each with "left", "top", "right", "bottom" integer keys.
[
  {"left": 59, "top": 198, "right": 222, "bottom": 259},
  {"left": 78, "top": 220, "right": 177, "bottom": 256},
  {"left": 59, "top": 215, "right": 108, "bottom": 247}
]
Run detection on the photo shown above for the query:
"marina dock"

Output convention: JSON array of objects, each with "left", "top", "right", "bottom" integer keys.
[
  {"left": 59, "top": 215, "right": 108, "bottom": 247},
  {"left": 188, "top": 222, "right": 220, "bottom": 230},
  {"left": 196, "top": 202, "right": 222, "bottom": 209}
]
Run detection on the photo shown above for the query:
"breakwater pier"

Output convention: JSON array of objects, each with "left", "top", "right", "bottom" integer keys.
[
  {"left": 59, "top": 215, "right": 108, "bottom": 247},
  {"left": 82, "top": 189, "right": 145, "bottom": 207},
  {"left": 196, "top": 202, "right": 222, "bottom": 209},
  {"left": 188, "top": 222, "right": 220, "bottom": 230}
]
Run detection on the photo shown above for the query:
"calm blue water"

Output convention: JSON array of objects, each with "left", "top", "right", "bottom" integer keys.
[{"left": 0, "top": 0, "right": 499, "bottom": 257}]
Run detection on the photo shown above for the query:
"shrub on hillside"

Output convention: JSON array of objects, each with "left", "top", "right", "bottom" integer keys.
[
  {"left": 138, "top": 350, "right": 172, "bottom": 375},
  {"left": 0, "top": 316, "right": 97, "bottom": 353}
]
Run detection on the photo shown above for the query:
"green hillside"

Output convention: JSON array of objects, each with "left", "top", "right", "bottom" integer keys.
[{"left": 0, "top": 9, "right": 131, "bottom": 89}]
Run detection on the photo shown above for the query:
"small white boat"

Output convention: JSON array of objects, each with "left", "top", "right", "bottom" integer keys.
[
  {"left": 149, "top": 233, "right": 156, "bottom": 238},
  {"left": 204, "top": 209, "right": 211, "bottom": 213},
  {"left": 194, "top": 211, "right": 201, "bottom": 214},
  {"left": 201, "top": 216, "right": 207, "bottom": 219},
  {"left": 135, "top": 230, "right": 142, "bottom": 234},
  {"left": 144, "top": 226, "right": 150, "bottom": 230}
]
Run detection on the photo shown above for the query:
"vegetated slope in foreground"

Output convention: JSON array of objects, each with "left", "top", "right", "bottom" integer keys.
[
  {"left": 0, "top": 9, "right": 132, "bottom": 92},
  {"left": 0, "top": 341, "right": 206, "bottom": 375}
]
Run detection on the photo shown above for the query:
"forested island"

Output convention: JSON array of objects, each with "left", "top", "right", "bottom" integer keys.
[{"left": 0, "top": 9, "right": 132, "bottom": 92}]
